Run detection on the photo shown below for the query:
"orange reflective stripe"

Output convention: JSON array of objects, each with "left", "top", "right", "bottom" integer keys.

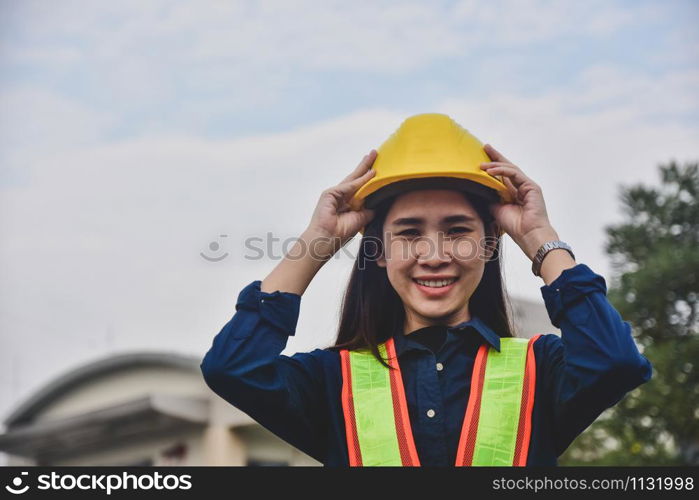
[
  {"left": 340, "top": 349, "right": 362, "bottom": 466},
  {"left": 385, "top": 338, "right": 421, "bottom": 466},
  {"left": 513, "top": 334, "right": 541, "bottom": 466},
  {"left": 455, "top": 343, "right": 489, "bottom": 466}
]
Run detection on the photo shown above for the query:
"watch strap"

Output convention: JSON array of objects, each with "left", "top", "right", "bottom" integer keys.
[{"left": 531, "top": 240, "right": 575, "bottom": 277}]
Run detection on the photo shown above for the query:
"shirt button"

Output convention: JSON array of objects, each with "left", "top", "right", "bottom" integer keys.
[
  {"left": 436, "top": 362, "right": 444, "bottom": 371},
  {"left": 426, "top": 409, "right": 436, "bottom": 418}
]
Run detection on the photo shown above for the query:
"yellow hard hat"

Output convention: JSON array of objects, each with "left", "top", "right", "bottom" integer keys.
[{"left": 350, "top": 113, "right": 513, "bottom": 236}]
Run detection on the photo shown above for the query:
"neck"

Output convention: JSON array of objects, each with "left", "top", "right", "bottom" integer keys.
[{"left": 403, "top": 307, "right": 472, "bottom": 335}]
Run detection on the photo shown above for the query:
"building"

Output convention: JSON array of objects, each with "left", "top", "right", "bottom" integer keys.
[{"left": 0, "top": 352, "right": 320, "bottom": 466}]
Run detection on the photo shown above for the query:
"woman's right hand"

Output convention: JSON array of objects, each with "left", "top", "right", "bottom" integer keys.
[{"left": 304, "top": 150, "right": 378, "bottom": 257}]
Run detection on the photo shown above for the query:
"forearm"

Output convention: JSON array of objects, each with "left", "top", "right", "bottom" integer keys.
[
  {"left": 261, "top": 229, "right": 335, "bottom": 295},
  {"left": 539, "top": 249, "right": 577, "bottom": 286},
  {"left": 518, "top": 225, "right": 577, "bottom": 286}
]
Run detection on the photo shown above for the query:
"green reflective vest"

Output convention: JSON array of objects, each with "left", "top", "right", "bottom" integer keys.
[{"left": 340, "top": 334, "right": 541, "bottom": 466}]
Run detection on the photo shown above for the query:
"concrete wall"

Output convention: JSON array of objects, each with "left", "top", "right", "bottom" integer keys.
[{"left": 36, "top": 366, "right": 208, "bottom": 423}]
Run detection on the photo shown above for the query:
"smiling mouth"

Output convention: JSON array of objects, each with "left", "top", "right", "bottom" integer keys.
[{"left": 412, "top": 277, "right": 459, "bottom": 288}]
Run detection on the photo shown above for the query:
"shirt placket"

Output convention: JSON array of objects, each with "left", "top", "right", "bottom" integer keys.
[{"left": 414, "top": 349, "right": 449, "bottom": 465}]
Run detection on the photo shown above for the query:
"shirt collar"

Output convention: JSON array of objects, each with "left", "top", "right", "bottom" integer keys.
[{"left": 392, "top": 315, "right": 501, "bottom": 355}]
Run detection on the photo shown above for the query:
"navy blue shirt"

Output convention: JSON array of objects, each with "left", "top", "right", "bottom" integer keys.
[{"left": 200, "top": 263, "right": 652, "bottom": 466}]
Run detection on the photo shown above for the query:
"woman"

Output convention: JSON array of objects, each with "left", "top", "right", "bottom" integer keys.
[{"left": 200, "top": 114, "right": 652, "bottom": 466}]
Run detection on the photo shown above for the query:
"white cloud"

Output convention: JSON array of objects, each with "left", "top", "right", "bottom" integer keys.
[
  {"left": 2, "top": 0, "right": 658, "bottom": 76},
  {"left": 0, "top": 87, "right": 111, "bottom": 150},
  {"left": 0, "top": 45, "right": 82, "bottom": 67},
  {"left": 450, "top": 0, "right": 645, "bottom": 42},
  {"left": 0, "top": 87, "right": 115, "bottom": 192},
  {"left": 1, "top": 0, "right": 684, "bottom": 142}
]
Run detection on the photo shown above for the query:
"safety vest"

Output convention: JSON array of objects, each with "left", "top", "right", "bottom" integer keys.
[{"left": 339, "top": 334, "right": 541, "bottom": 466}]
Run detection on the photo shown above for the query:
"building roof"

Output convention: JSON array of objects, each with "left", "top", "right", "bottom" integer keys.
[
  {"left": 0, "top": 393, "right": 208, "bottom": 459},
  {"left": 3, "top": 351, "right": 202, "bottom": 427}
]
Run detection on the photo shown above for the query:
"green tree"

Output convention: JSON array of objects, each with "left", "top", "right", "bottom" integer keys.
[{"left": 559, "top": 160, "right": 699, "bottom": 465}]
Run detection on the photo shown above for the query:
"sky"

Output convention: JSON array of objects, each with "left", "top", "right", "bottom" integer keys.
[{"left": 0, "top": 0, "right": 698, "bottom": 460}]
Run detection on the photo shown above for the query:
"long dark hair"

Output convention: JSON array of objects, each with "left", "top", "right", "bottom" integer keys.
[{"left": 327, "top": 188, "right": 515, "bottom": 369}]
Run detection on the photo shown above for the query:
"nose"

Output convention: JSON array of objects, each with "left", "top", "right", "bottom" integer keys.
[{"left": 414, "top": 234, "right": 452, "bottom": 267}]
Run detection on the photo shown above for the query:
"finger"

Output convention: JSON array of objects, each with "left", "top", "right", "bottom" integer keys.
[
  {"left": 340, "top": 150, "right": 377, "bottom": 184},
  {"left": 483, "top": 170, "right": 523, "bottom": 207},
  {"left": 483, "top": 144, "right": 513, "bottom": 164},
  {"left": 344, "top": 207, "right": 375, "bottom": 224},
  {"left": 480, "top": 161, "right": 521, "bottom": 170},
  {"left": 502, "top": 175, "right": 519, "bottom": 201},
  {"left": 334, "top": 167, "right": 377, "bottom": 197},
  {"left": 480, "top": 161, "right": 526, "bottom": 186},
  {"left": 480, "top": 162, "right": 519, "bottom": 199},
  {"left": 486, "top": 165, "right": 541, "bottom": 205},
  {"left": 339, "top": 155, "right": 367, "bottom": 184},
  {"left": 338, "top": 207, "right": 375, "bottom": 235},
  {"left": 479, "top": 164, "right": 530, "bottom": 189}
]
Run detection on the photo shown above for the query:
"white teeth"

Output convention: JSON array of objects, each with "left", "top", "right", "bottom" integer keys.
[{"left": 415, "top": 278, "right": 457, "bottom": 288}]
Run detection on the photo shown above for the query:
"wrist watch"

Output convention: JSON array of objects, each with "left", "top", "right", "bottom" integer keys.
[{"left": 531, "top": 240, "right": 575, "bottom": 277}]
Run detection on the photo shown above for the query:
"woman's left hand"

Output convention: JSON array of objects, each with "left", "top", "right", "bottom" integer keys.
[{"left": 479, "top": 144, "right": 560, "bottom": 260}]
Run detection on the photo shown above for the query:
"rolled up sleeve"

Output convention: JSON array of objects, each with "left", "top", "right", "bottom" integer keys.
[
  {"left": 539, "top": 264, "right": 653, "bottom": 455},
  {"left": 200, "top": 280, "right": 327, "bottom": 463}
]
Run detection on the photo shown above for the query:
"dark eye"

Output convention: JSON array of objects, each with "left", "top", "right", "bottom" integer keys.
[
  {"left": 448, "top": 227, "right": 472, "bottom": 235},
  {"left": 397, "top": 228, "right": 420, "bottom": 237}
]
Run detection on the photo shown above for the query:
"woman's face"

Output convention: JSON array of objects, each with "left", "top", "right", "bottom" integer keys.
[{"left": 377, "top": 189, "right": 495, "bottom": 332}]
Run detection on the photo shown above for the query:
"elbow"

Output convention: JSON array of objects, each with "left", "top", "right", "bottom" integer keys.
[
  {"left": 198, "top": 332, "right": 253, "bottom": 392},
  {"left": 199, "top": 352, "right": 290, "bottom": 421},
  {"left": 199, "top": 350, "right": 282, "bottom": 400},
  {"left": 598, "top": 321, "right": 653, "bottom": 387},
  {"left": 607, "top": 353, "right": 653, "bottom": 389},
  {"left": 200, "top": 353, "right": 225, "bottom": 392},
  {"left": 199, "top": 350, "right": 242, "bottom": 394},
  {"left": 199, "top": 357, "right": 248, "bottom": 405}
]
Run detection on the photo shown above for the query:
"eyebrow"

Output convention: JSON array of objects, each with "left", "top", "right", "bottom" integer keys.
[{"left": 389, "top": 214, "right": 478, "bottom": 226}]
